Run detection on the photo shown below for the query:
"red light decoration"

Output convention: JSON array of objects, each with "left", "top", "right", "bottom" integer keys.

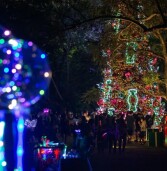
[{"left": 54, "top": 149, "right": 61, "bottom": 160}]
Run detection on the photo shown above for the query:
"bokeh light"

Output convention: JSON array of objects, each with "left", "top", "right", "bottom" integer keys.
[
  {"left": 0, "top": 25, "right": 52, "bottom": 171},
  {"left": 0, "top": 25, "right": 51, "bottom": 110}
]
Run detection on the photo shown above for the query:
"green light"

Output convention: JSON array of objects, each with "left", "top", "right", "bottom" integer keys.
[
  {"left": 106, "top": 79, "right": 112, "bottom": 84},
  {"left": 165, "top": 137, "right": 167, "bottom": 146},
  {"left": 126, "top": 42, "right": 138, "bottom": 64},
  {"left": 107, "top": 107, "right": 115, "bottom": 116},
  {"left": 16, "top": 87, "right": 20, "bottom": 92},
  {"left": 126, "top": 54, "right": 136, "bottom": 64},
  {"left": 0, "top": 59, "right": 2, "bottom": 64},
  {"left": 0, "top": 39, "right": 5, "bottom": 44},
  {"left": 39, "top": 90, "right": 45, "bottom": 95},
  {"left": 154, "top": 107, "right": 160, "bottom": 116},
  {"left": 127, "top": 89, "right": 138, "bottom": 112}
]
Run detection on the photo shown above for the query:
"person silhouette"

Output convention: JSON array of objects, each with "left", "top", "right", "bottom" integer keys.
[{"left": 116, "top": 113, "right": 127, "bottom": 153}]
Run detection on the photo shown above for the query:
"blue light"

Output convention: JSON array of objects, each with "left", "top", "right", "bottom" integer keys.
[
  {"left": 41, "top": 54, "right": 46, "bottom": 59},
  {"left": 0, "top": 153, "right": 3, "bottom": 161},
  {"left": 0, "top": 119, "right": 5, "bottom": 171},
  {"left": 16, "top": 117, "right": 24, "bottom": 171},
  {"left": 0, "top": 111, "right": 5, "bottom": 121},
  {"left": 17, "top": 118, "right": 24, "bottom": 132},
  {"left": 4, "top": 68, "right": 9, "bottom": 73},
  {"left": 17, "top": 146, "right": 23, "bottom": 156},
  {"left": 18, "top": 124, "right": 24, "bottom": 132},
  {"left": 16, "top": 168, "right": 22, "bottom": 171},
  {"left": 7, "top": 94, "right": 15, "bottom": 99},
  {"left": 12, "top": 46, "right": 17, "bottom": 50},
  {"left": 2, "top": 48, "right": 7, "bottom": 53},
  {"left": 14, "top": 52, "right": 20, "bottom": 57},
  {"left": 18, "top": 43, "right": 22, "bottom": 48},
  {"left": 0, "top": 122, "right": 5, "bottom": 138},
  {"left": 9, "top": 81, "right": 15, "bottom": 86}
]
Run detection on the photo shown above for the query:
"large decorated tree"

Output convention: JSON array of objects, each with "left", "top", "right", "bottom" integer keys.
[{"left": 96, "top": 2, "right": 167, "bottom": 126}]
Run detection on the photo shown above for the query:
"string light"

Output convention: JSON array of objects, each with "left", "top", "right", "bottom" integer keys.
[
  {"left": 127, "top": 89, "right": 138, "bottom": 112},
  {"left": 0, "top": 111, "right": 6, "bottom": 170}
]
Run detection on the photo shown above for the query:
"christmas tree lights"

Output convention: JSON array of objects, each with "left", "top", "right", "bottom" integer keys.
[
  {"left": 127, "top": 89, "right": 138, "bottom": 112},
  {"left": 97, "top": 4, "right": 165, "bottom": 126}
]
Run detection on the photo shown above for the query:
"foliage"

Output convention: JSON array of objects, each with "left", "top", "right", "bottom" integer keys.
[
  {"left": 81, "top": 87, "right": 100, "bottom": 105},
  {"left": 0, "top": 0, "right": 167, "bottom": 113}
]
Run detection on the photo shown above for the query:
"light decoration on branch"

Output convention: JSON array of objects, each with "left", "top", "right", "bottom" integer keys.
[
  {"left": 97, "top": 59, "right": 113, "bottom": 114},
  {"left": 107, "top": 107, "right": 115, "bottom": 116},
  {"left": 125, "top": 42, "right": 138, "bottom": 64},
  {"left": 24, "top": 119, "right": 37, "bottom": 129},
  {"left": 137, "top": 2, "right": 145, "bottom": 24},
  {"left": 97, "top": 10, "right": 123, "bottom": 115},
  {"left": 127, "top": 89, "right": 138, "bottom": 112},
  {"left": 97, "top": 3, "right": 165, "bottom": 127},
  {"left": 112, "top": 10, "right": 121, "bottom": 33}
]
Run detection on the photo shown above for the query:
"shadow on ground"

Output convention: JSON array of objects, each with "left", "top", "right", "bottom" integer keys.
[{"left": 90, "top": 142, "right": 167, "bottom": 171}]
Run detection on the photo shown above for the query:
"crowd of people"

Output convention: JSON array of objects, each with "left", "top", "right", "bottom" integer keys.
[{"left": 28, "top": 109, "right": 155, "bottom": 156}]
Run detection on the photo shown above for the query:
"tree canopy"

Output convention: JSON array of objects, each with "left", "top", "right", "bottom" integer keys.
[{"left": 0, "top": 0, "right": 167, "bottom": 114}]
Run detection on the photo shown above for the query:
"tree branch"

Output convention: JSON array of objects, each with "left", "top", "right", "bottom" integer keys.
[
  {"left": 155, "top": 0, "right": 166, "bottom": 23},
  {"left": 63, "top": 15, "right": 167, "bottom": 33},
  {"left": 63, "top": 15, "right": 148, "bottom": 31},
  {"left": 51, "top": 78, "right": 63, "bottom": 101},
  {"left": 142, "top": 14, "right": 160, "bottom": 22},
  {"left": 156, "top": 30, "right": 167, "bottom": 57}
]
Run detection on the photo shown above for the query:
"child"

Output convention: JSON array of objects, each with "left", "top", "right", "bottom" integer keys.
[{"left": 139, "top": 118, "right": 147, "bottom": 144}]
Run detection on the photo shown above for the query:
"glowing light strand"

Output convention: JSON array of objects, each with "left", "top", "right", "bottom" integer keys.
[
  {"left": 0, "top": 110, "right": 7, "bottom": 170},
  {"left": 127, "top": 89, "right": 138, "bottom": 112}
]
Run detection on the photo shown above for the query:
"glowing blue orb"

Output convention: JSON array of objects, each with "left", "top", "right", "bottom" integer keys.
[{"left": 0, "top": 25, "right": 51, "bottom": 110}]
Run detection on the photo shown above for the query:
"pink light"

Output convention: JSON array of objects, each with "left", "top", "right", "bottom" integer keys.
[
  {"left": 107, "top": 49, "right": 111, "bottom": 56},
  {"left": 28, "top": 41, "right": 33, "bottom": 46},
  {"left": 15, "top": 110, "right": 20, "bottom": 117},
  {"left": 12, "top": 69, "right": 16, "bottom": 73},
  {"left": 125, "top": 72, "right": 131, "bottom": 78},
  {"left": 43, "top": 108, "right": 49, "bottom": 113},
  {"left": 4, "top": 30, "right": 11, "bottom": 36},
  {"left": 6, "top": 49, "right": 12, "bottom": 55},
  {"left": 19, "top": 98, "right": 26, "bottom": 103},
  {"left": 2, "top": 59, "right": 8, "bottom": 64}
]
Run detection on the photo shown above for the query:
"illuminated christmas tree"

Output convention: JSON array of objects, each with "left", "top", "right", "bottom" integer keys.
[{"left": 97, "top": 9, "right": 166, "bottom": 126}]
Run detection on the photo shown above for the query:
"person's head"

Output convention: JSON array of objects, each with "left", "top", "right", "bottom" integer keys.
[
  {"left": 83, "top": 110, "right": 89, "bottom": 117},
  {"left": 141, "top": 117, "right": 144, "bottom": 121},
  {"left": 68, "top": 112, "right": 73, "bottom": 119}
]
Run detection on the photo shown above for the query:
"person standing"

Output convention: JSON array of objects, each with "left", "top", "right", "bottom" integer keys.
[
  {"left": 126, "top": 111, "right": 135, "bottom": 143},
  {"left": 106, "top": 116, "right": 117, "bottom": 153},
  {"left": 139, "top": 117, "right": 147, "bottom": 144},
  {"left": 116, "top": 114, "right": 127, "bottom": 153},
  {"left": 134, "top": 112, "right": 141, "bottom": 142}
]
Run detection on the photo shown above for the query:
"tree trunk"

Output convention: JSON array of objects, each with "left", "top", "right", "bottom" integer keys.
[
  {"left": 156, "top": 30, "right": 167, "bottom": 99},
  {"left": 165, "top": 58, "right": 167, "bottom": 97}
]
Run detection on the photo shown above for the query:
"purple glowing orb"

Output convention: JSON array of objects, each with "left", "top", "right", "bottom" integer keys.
[{"left": 0, "top": 26, "right": 51, "bottom": 110}]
